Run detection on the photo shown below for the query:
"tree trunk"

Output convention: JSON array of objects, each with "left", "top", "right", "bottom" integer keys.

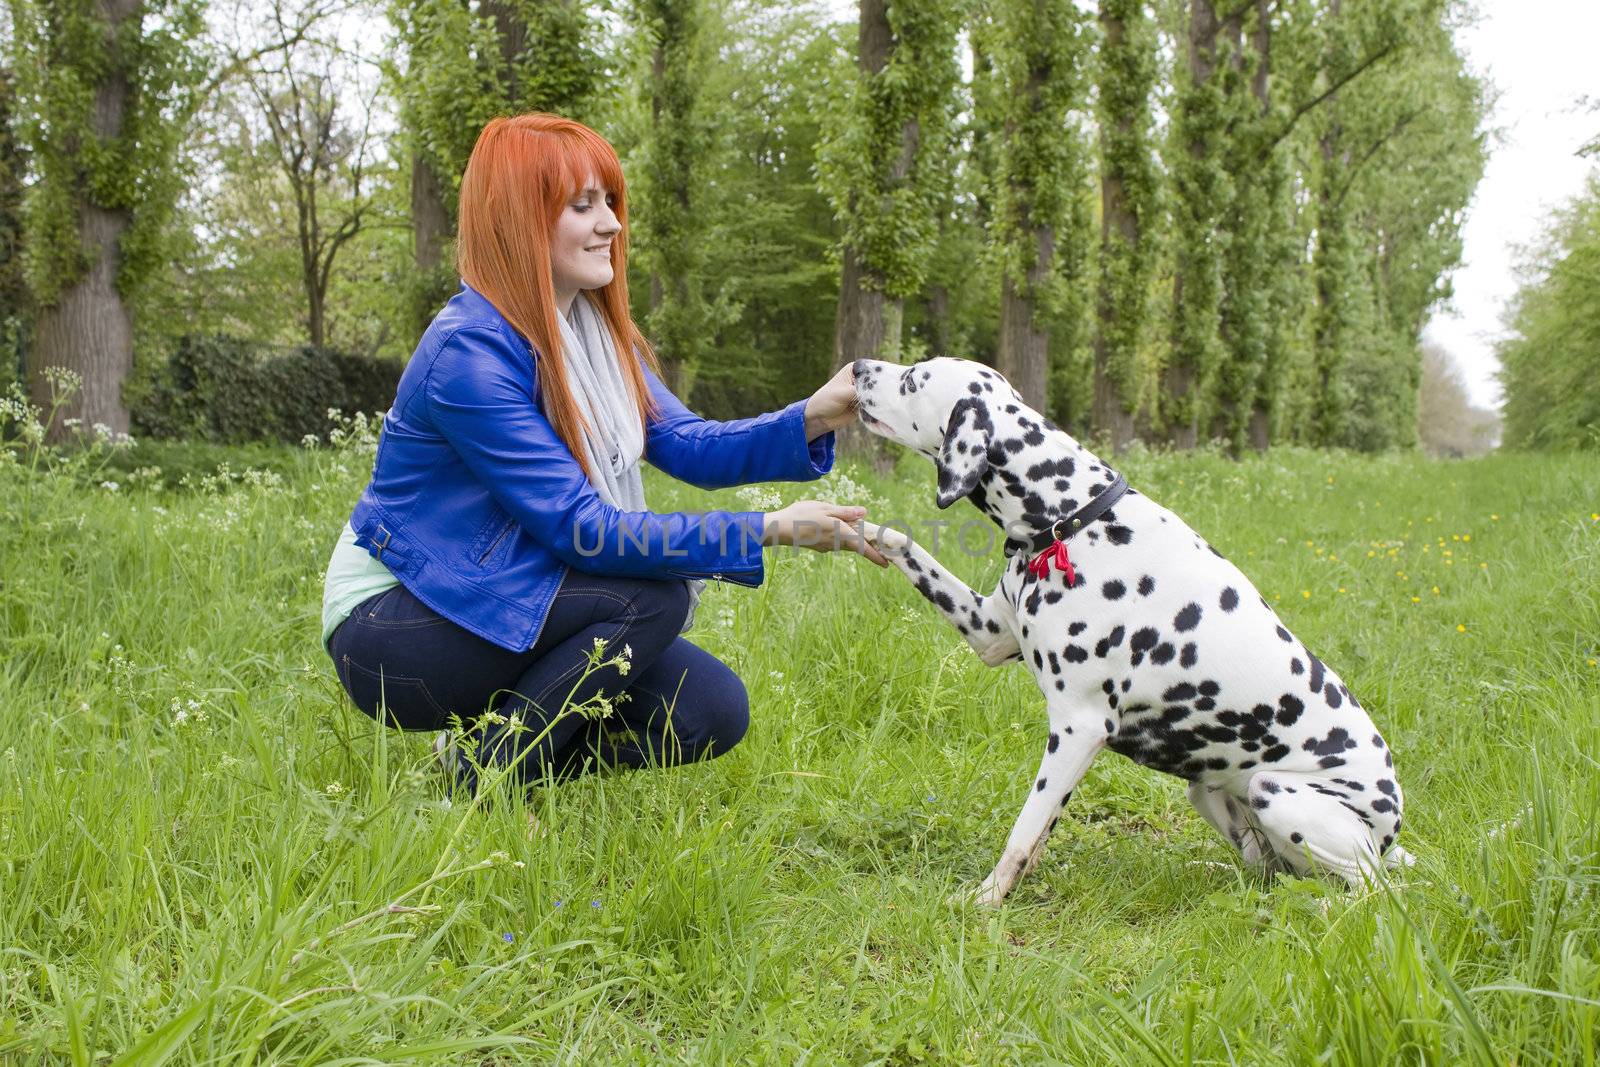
[
  {"left": 925, "top": 283, "right": 950, "bottom": 356},
  {"left": 411, "top": 150, "right": 452, "bottom": 334},
  {"left": 30, "top": 0, "right": 140, "bottom": 438},
  {"left": 998, "top": 215, "right": 1052, "bottom": 409}
]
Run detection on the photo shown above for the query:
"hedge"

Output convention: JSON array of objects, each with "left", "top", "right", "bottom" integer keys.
[{"left": 129, "top": 335, "right": 402, "bottom": 444}]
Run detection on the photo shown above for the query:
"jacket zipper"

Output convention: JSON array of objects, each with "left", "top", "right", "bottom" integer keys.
[{"left": 477, "top": 520, "right": 515, "bottom": 565}]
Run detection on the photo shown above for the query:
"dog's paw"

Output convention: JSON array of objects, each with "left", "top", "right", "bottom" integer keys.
[{"left": 859, "top": 521, "right": 911, "bottom": 555}]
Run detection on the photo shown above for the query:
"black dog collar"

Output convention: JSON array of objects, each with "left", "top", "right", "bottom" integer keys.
[{"left": 1012, "top": 473, "right": 1130, "bottom": 557}]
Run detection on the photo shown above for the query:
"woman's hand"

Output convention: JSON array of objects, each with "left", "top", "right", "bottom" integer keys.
[
  {"left": 803, "top": 363, "right": 858, "bottom": 440},
  {"left": 761, "top": 501, "right": 889, "bottom": 567}
]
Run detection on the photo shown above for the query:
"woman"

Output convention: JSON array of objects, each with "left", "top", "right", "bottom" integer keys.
[{"left": 322, "top": 113, "right": 884, "bottom": 793}]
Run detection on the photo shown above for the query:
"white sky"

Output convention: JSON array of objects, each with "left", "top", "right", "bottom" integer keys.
[{"left": 1421, "top": 0, "right": 1599, "bottom": 408}]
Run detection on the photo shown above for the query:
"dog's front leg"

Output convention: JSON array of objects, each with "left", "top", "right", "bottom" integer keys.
[
  {"left": 862, "top": 522, "right": 1021, "bottom": 666},
  {"left": 973, "top": 706, "right": 1109, "bottom": 906}
]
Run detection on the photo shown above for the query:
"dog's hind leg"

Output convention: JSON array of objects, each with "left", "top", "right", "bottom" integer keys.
[
  {"left": 1186, "top": 782, "right": 1277, "bottom": 873},
  {"left": 973, "top": 704, "right": 1109, "bottom": 906},
  {"left": 862, "top": 522, "right": 1020, "bottom": 667},
  {"left": 1243, "top": 774, "right": 1387, "bottom": 886}
]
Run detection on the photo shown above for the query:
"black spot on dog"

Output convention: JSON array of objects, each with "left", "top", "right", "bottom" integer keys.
[
  {"left": 1048, "top": 732, "right": 1060, "bottom": 753},
  {"left": 1289, "top": 658, "right": 1304, "bottom": 675},
  {"left": 1036, "top": 777, "right": 1048, "bottom": 791},
  {"left": 1324, "top": 682, "right": 1342, "bottom": 709},
  {"left": 1219, "top": 587, "right": 1239, "bottom": 612},
  {"left": 1129, "top": 627, "right": 1159, "bottom": 665},
  {"left": 1065, "top": 645, "right": 1088, "bottom": 664},
  {"left": 1180, "top": 643, "right": 1198, "bottom": 668},
  {"left": 1069, "top": 621, "right": 1087, "bottom": 636},
  {"left": 1250, "top": 796, "right": 1270, "bottom": 810},
  {"left": 1094, "top": 626, "right": 1126, "bottom": 658},
  {"left": 1103, "top": 580, "right": 1126, "bottom": 601},
  {"left": 1163, "top": 683, "right": 1198, "bottom": 702},
  {"left": 1262, "top": 744, "right": 1290, "bottom": 762},
  {"left": 1174, "top": 603, "right": 1202, "bottom": 632},
  {"left": 1275, "top": 625, "right": 1292, "bottom": 643},
  {"left": 1372, "top": 734, "right": 1386, "bottom": 749},
  {"left": 1276, "top": 694, "right": 1304, "bottom": 727},
  {"left": 1151, "top": 643, "right": 1176, "bottom": 665},
  {"left": 1304, "top": 727, "right": 1357, "bottom": 757},
  {"left": 1106, "top": 525, "right": 1133, "bottom": 546},
  {"left": 1318, "top": 755, "right": 1347, "bottom": 769},
  {"left": 1138, "top": 575, "right": 1155, "bottom": 596},
  {"left": 1377, "top": 779, "right": 1397, "bottom": 796},
  {"left": 1290, "top": 832, "right": 1304, "bottom": 844},
  {"left": 1307, "top": 655, "right": 1326, "bottom": 696}
]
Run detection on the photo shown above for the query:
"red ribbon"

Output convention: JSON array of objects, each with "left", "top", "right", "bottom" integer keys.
[{"left": 1027, "top": 539, "right": 1075, "bottom": 585}]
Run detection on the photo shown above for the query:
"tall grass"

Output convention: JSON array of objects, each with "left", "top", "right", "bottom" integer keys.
[{"left": 1, "top": 426, "right": 1596, "bottom": 1063}]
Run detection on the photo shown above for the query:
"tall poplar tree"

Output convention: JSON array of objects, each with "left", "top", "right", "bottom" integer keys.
[
  {"left": 819, "top": 0, "right": 961, "bottom": 376},
  {"left": 8, "top": 0, "right": 205, "bottom": 435},
  {"left": 388, "top": 0, "right": 601, "bottom": 336},
  {"left": 982, "top": 0, "right": 1092, "bottom": 413},
  {"left": 1092, "top": 0, "right": 1159, "bottom": 448}
]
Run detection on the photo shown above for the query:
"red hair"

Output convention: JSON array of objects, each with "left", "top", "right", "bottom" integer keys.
[{"left": 456, "top": 113, "right": 659, "bottom": 480}]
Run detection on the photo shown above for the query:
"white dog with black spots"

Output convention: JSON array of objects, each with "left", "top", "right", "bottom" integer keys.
[{"left": 853, "top": 356, "right": 1409, "bottom": 906}]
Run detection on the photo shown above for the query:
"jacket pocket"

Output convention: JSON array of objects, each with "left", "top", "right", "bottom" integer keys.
[{"left": 476, "top": 517, "right": 516, "bottom": 567}]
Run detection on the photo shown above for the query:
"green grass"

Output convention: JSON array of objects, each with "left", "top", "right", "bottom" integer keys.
[{"left": 1, "top": 437, "right": 1597, "bottom": 1064}]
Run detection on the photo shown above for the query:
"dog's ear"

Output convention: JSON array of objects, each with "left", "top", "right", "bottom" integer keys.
[{"left": 935, "top": 396, "right": 992, "bottom": 509}]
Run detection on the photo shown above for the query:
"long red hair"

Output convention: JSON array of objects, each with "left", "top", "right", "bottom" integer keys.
[{"left": 456, "top": 113, "right": 658, "bottom": 479}]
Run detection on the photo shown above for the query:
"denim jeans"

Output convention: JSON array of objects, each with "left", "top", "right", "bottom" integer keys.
[{"left": 326, "top": 570, "right": 749, "bottom": 790}]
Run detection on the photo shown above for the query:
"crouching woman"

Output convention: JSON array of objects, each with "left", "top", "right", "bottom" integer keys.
[{"left": 321, "top": 113, "right": 883, "bottom": 793}]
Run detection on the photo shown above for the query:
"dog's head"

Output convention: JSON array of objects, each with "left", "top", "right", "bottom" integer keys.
[{"left": 853, "top": 357, "right": 1020, "bottom": 509}]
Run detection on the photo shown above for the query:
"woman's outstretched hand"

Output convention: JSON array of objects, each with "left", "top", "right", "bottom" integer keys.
[
  {"left": 762, "top": 501, "right": 889, "bottom": 567},
  {"left": 803, "top": 363, "right": 859, "bottom": 440}
]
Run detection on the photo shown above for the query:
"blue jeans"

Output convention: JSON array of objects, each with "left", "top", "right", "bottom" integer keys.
[{"left": 326, "top": 571, "right": 749, "bottom": 790}]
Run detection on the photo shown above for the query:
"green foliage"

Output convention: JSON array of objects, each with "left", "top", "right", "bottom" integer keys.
[
  {"left": 816, "top": 0, "right": 962, "bottom": 301},
  {"left": 1499, "top": 173, "right": 1600, "bottom": 450},
  {"left": 127, "top": 335, "right": 401, "bottom": 445},
  {"left": 0, "top": 65, "right": 29, "bottom": 395},
  {"left": 7, "top": 0, "right": 206, "bottom": 306},
  {"left": 672, "top": 0, "right": 844, "bottom": 415},
  {"left": 1093, "top": 0, "right": 1162, "bottom": 424},
  {"left": 623, "top": 0, "right": 733, "bottom": 390}
]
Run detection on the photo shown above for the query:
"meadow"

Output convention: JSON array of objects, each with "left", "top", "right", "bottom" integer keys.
[{"left": 1, "top": 420, "right": 1597, "bottom": 1064}]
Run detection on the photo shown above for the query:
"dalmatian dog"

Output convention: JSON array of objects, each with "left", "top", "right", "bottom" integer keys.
[{"left": 852, "top": 357, "right": 1408, "bottom": 905}]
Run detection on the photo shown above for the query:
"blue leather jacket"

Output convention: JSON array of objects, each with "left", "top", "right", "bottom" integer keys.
[{"left": 348, "top": 283, "right": 835, "bottom": 651}]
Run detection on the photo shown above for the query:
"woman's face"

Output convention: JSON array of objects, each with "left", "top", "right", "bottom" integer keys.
[{"left": 550, "top": 172, "right": 620, "bottom": 311}]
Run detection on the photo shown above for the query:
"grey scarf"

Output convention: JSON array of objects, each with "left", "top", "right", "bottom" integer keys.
[{"left": 558, "top": 294, "right": 701, "bottom": 631}]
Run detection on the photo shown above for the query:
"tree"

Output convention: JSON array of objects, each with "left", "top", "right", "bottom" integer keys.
[
  {"left": 628, "top": 0, "right": 725, "bottom": 393},
  {"left": 1161, "top": 0, "right": 1229, "bottom": 448},
  {"left": 234, "top": 0, "right": 385, "bottom": 348},
  {"left": 388, "top": 0, "right": 604, "bottom": 337},
  {"left": 1092, "top": 0, "right": 1159, "bottom": 449},
  {"left": 1417, "top": 341, "right": 1496, "bottom": 456},
  {"left": 8, "top": 0, "right": 206, "bottom": 435},
  {"left": 0, "top": 63, "right": 30, "bottom": 391},
  {"left": 1498, "top": 174, "right": 1600, "bottom": 451},
  {"left": 981, "top": 0, "right": 1092, "bottom": 413},
  {"left": 819, "top": 0, "right": 961, "bottom": 376}
]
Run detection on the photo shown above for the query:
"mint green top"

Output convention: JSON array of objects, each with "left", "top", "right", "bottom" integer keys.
[{"left": 321, "top": 523, "right": 400, "bottom": 648}]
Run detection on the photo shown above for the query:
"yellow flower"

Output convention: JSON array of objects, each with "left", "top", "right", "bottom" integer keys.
[
  {"left": 1592, "top": 513, "right": 1599, "bottom": 522},
  {"left": 1457, "top": 624, "right": 1467, "bottom": 633},
  {"left": 1491, "top": 514, "right": 1500, "bottom": 521},
  {"left": 1431, "top": 586, "right": 1440, "bottom": 594},
  {"left": 1302, "top": 590, "right": 1311, "bottom": 599},
  {"left": 1411, "top": 596, "right": 1421, "bottom": 603},
  {"left": 1480, "top": 562, "right": 1488, "bottom": 569},
  {"left": 1463, "top": 534, "right": 1471, "bottom": 542},
  {"left": 1589, "top": 659, "right": 1598, "bottom": 667},
  {"left": 1367, "top": 550, "right": 1376, "bottom": 558},
  {"left": 1338, "top": 587, "right": 1347, "bottom": 594}
]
